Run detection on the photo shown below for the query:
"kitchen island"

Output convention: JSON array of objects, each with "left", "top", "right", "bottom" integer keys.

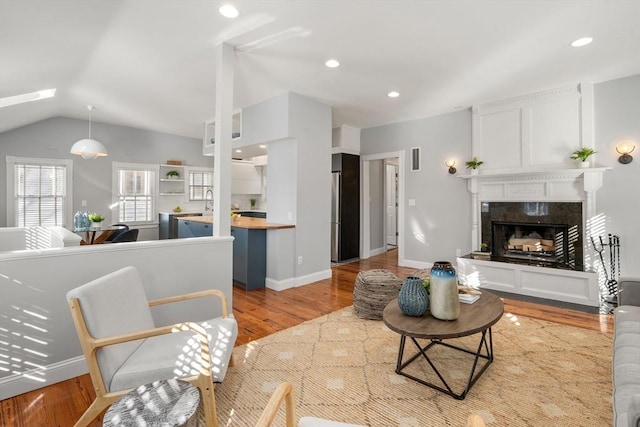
[{"left": 177, "top": 215, "right": 294, "bottom": 290}]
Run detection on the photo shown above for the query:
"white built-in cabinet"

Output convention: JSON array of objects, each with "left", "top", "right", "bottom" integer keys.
[{"left": 203, "top": 110, "right": 242, "bottom": 156}]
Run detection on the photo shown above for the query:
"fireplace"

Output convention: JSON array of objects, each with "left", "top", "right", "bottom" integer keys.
[
  {"left": 491, "top": 221, "right": 572, "bottom": 266},
  {"left": 481, "top": 202, "right": 583, "bottom": 270}
]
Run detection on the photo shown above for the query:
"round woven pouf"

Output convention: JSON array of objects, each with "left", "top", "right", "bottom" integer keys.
[{"left": 353, "top": 269, "right": 403, "bottom": 320}]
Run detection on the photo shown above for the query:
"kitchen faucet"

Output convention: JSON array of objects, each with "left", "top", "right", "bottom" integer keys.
[{"left": 204, "top": 189, "right": 213, "bottom": 211}]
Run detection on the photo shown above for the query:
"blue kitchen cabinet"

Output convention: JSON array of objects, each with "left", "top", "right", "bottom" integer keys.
[
  {"left": 231, "top": 226, "right": 266, "bottom": 290},
  {"left": 177, "top": 219, "right": 213, "bottom": 238}
]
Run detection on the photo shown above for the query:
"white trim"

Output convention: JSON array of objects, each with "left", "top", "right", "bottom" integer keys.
[
  {"left": 0, "top": 356, "right": 87, "bottom": 400},
  {"left": 361, "top": 150, "right": 405, "bottom": 265},
  {"left": 369, "top": 246, "right": 386, "bottom": 257},
  {"left": 5, "top": 156, "right": 73, "bottom": 227},
  {"left": 265, "top": 269, "right": 332, "bottom": 291}
]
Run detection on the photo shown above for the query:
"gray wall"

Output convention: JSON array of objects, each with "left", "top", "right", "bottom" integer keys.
[
  {"left": 0, "top": 117, "right": 209, "bottom": 227},
  {"left": 594, "top": 74, "right": 640, "bottom": 277},
  {"left": 361, "top": 110, "right": 473, "bottom": 265},
  {"left": 361, "top": 75, "right": 640, "bottom": 277}
]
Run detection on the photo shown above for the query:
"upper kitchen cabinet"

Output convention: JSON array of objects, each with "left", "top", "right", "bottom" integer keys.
[
  {"left": 203, "top": 110, "right": 242, "bottom": 156},
  {"left": 232, "top": 160, "right": 261, "bottom": 194}
]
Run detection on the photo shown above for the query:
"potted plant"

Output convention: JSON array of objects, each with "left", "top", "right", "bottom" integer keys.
[
  {"left": 166, "top": 170, "right": 181, "bottom": 179},
  {"left": 480, "top": 242, "right": 489, "bottom": 253},
  {"left": 465, "top": 157, "right": 484, "bottom": 175},
  {"left": 570, "top": 147, "right": 596, "bottom": 168},
  {"left": 88, "top": 213, "right": 105, "bottom": 230},
  {"left": 250, "top": 198, "right": 257, "bottom": 210}
]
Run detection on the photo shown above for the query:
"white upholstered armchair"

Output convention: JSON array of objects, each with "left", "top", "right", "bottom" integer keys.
[{"left": 67, "top": 266, "right": 237, "bottom": 427}]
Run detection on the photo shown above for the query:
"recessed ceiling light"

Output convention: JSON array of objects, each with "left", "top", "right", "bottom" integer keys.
[
  {"left": 219, "top": 4, "right": 239, "bottom": 18},
  {"left": 388, "top": 91, "right": 400, "bottom": 98},
  {"left": 571, "top": 37, "right": 593, "bottom": 47},
  {"left": 325, "top": 59, "right": 340, "bottom": 68},
  {"left": 0, "top": 88, "right": 56, "bottom": 108},
  {"left": 235, "top": 149, "right": 242, "bottom": 153},
  {"left": 259, "top": 145, "right": 266, "bottom": 148}
]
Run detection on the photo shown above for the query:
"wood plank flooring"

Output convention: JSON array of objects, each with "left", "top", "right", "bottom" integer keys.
[{"left": 0, "top": 250, "right": 613, "bottom": 426}]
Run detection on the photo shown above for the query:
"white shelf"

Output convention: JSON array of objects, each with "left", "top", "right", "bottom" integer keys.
[
  {"left": 159, "top": 193, "right": 185, "bottom": 196},
  {"left": 160, "top": 178, "right": 185, "bottom": 182}
]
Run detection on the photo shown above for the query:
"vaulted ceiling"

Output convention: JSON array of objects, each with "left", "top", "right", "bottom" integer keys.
[{"left": 1, "top": 0, "right": 639, "bottom": 141}]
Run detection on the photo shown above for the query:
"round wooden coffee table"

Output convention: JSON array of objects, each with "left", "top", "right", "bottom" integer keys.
[{"left": 383, "top": 291, "right": 504, "bottom": 400}]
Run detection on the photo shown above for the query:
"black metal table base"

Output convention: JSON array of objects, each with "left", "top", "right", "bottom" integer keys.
[{"left": 395, "top": 328, "right": 494, "bottom": 400}]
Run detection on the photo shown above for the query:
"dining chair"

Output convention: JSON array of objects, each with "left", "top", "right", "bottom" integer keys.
[
  {"left": 106, "top": 228, "right": 139, "bottom": 243},
  {"left": 103, "top": 224, "right": 129, "bottom": 242},
  {"left": 67, "top": 266, "right": 237, "bottom": 426}
]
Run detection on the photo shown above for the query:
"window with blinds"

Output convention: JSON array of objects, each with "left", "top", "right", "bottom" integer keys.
[
  {"left": 10, "top": 159, "right": 70, "bottom": 227},
  {"left": 189, "top": 170, "right": 213, "bottom": 201},
  {"left": 115, "top": 166, "right": 156, "bottom": 223}
]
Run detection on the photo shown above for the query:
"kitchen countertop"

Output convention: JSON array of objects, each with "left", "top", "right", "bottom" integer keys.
[{"left": 177, "top": 215, "right": 295, "bottom": 230}]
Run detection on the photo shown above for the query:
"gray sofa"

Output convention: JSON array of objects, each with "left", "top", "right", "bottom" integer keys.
[{"left": 613, "top": 277, "right": 640, "bottom": 427}]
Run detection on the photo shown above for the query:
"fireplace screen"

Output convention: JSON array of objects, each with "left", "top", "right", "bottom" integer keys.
[{"left": 491, "top": 221, "right": 570, "bottom": 265}]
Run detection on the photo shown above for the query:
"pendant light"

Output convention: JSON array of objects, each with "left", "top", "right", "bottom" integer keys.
[{"left": 70, "top": 105, "right": 108, "bottom": 159}]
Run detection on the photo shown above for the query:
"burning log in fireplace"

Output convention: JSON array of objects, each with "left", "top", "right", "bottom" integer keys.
[{"left": 492, "top": 221, "right": 571, "bottom": 266}]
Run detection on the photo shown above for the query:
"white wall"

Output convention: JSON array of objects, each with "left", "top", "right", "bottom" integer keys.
[
  {"left": 594, "top": 74, "right": 640, "bottom": 277},
  {"left": 361, "top": 110, "right": 473, "bottom": 265}
]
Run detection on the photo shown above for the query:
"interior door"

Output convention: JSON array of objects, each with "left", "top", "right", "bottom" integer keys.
[{"left": 385, "top": 163, "right": 398, "bottom": 247}]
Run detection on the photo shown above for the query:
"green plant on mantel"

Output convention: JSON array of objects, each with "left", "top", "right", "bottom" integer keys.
[
  {"left": 465, "top": 157, "right": 484, "bottom": 170},
  {"left": 570, "top": 147, "right": 597, "bottom": 162}
]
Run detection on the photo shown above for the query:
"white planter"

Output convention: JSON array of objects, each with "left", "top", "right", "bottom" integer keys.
[
  {"left": 90, "top": 222, "right": 102, "bottom": 230},
  {"left": 470, "top": 169, "right": 479, "bottom": 176},
  {"left": 579, "top": 161, "right": 590, "bottom": 168}
]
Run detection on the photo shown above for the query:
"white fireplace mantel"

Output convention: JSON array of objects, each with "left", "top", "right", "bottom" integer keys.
[
  {"left": 460, "top": 167, "right": 611, "bottom": 251},
  {"left": 457, "top": 167, "right": 611, "bottom": 308}
]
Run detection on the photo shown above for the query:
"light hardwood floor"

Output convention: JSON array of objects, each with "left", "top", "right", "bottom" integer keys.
[{"left": 0, "top": 250, "right": 613, "bottom": 426}]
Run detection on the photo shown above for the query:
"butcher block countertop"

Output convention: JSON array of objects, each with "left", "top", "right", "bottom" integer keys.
[{"left": 177, "top": 215, "right": 295, "bottom": 230}]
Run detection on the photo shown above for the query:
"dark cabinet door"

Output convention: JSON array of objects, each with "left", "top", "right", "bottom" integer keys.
[
  {"left": 332, "top": 153, "right": 360, "bottom": 261},
  {"left": 231, "top": 227, "right": 266, "bottom": 290}
]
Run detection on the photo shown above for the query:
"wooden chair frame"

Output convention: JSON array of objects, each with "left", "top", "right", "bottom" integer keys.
[
  {"left": 68, "top": 289, "right": 234, "bottom": 427},
  {"left": 254, "top": 382, "right": 487, "bottom": 427}
]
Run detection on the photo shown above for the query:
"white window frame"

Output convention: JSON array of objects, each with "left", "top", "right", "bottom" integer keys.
[
  {"left": 112, "top": 162, "right": 159, "bottom": 225},
  {"left": 5, "top": 156, "right": 73, "bottom": 227},
  {"left": 187, "top": 166, "right": 214, "bottom": 201}
]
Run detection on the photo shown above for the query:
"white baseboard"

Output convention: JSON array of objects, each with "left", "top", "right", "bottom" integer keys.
[
  {"left": 266, "top": 269, "right": 332, "bottom": 291},
  {"left": 399, "top": 258, "right": 432, "bottom": 270},
  {"left": 369, "top": 247, "right": 386, "bottom": 256},
  {"left": 0, "top": 356, "right": 88, "bottom": 400}
]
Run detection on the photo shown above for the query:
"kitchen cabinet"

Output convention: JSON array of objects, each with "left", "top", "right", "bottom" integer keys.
[
  {"left": 231, "top": 227, "right": 266, "bottom": 290},
  {"left": 159, "top": 212, "right": 202, "bottom": 239},
  {"left": 159, "top": 165, "right": 185, "bottom": 196},
  {"left": 235, "top": 211, "right": 266, "bottom": 218},
  {"left": 177, "top": 219, "right": 213, "bottom": 238}
]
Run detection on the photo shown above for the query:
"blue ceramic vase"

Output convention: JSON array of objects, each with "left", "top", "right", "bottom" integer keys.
[
  {"left": 429, "top": 261, "right": 460, "bottom": 320},
  {"left": 398, "top": 276, "right": 429, "bottom": 317}
]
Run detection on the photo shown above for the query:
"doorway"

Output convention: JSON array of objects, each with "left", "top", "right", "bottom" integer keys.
[
  {"left": 384, "top": 159, "right": 398, "bottom": 250},
  {"left": 361, "top": 150, "right": 405, "bottom": 265}
]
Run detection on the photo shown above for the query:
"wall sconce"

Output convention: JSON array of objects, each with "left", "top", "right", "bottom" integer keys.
[
  {"left": 616, "top": 141, "right": 635, "bottom": 164},
  {"left": 445, "top": 159, "right": 457, "bottom": 174}
]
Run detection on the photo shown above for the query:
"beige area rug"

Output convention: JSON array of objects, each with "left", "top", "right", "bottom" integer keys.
[{"left": 215, "top": 306, "right": 613, "bottom": 426}]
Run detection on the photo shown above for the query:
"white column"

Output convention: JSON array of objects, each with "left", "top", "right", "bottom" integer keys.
[{"left": 213, "top": 42, "right": 234, "bottom": 237}]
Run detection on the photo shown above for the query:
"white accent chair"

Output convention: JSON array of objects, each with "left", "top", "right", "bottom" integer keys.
[{"left": 67, "top": 266, "right": 237, "bottom": 427}]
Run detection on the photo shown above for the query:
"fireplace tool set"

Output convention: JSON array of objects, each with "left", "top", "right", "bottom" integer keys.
[{"left": 591, "top": 234, "right": 621, "bottom": 304}]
